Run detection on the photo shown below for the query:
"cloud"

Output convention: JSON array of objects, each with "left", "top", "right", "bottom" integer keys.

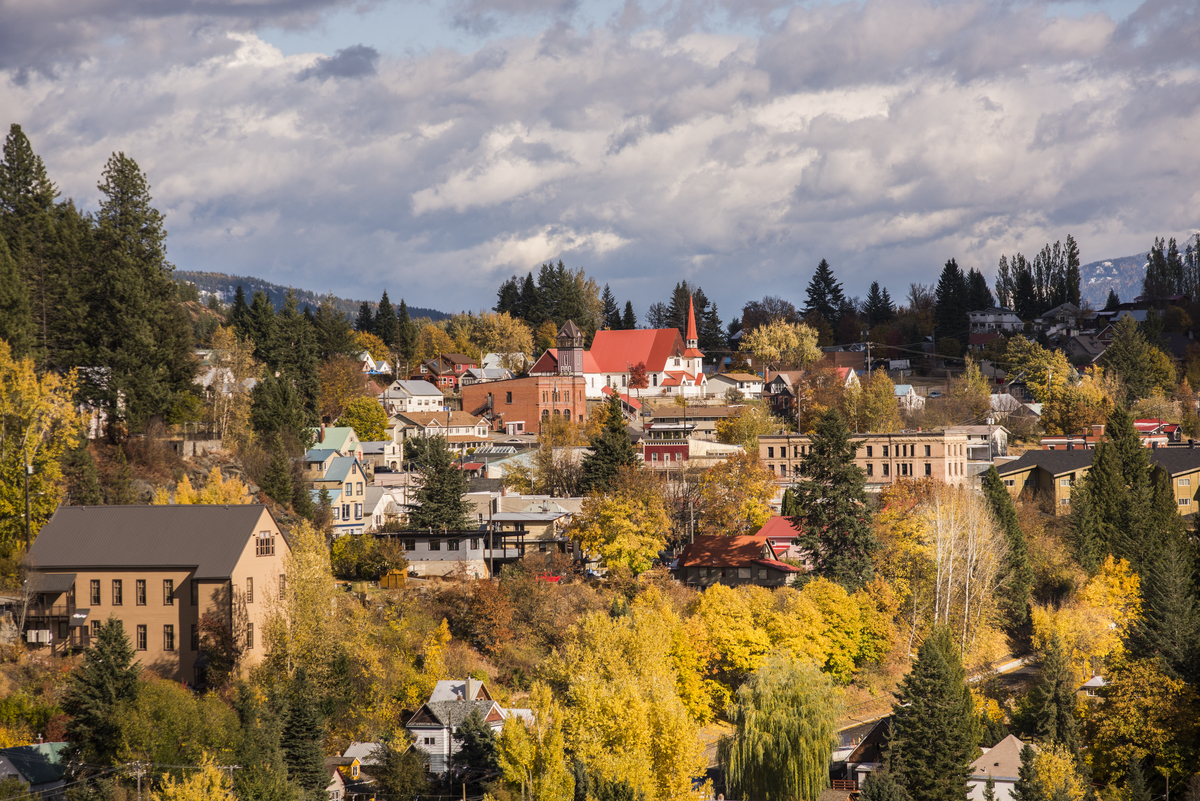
[
  {"left": 298, "top": 44, "right": 380, "bottom": 80},
  {"left": 2, "top": 0, "right": 1199, "bottom": 318}
]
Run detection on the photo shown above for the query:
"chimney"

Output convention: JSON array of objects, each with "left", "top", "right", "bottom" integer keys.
[
  {"left": 319, "top": 424, "right": 326, "bottom": 443},
  {"left": 1189, "top": 439, "right": 1194, "bottom": 449},
  {"left": 1092, "top": 424, "right": 1104, "bottom": 438},
  {"left": 1067, "top": 443, "right": 1074, "bottom": 450},
  {"left": 467, "top": 677, "right": 482, "bottom": 700}
]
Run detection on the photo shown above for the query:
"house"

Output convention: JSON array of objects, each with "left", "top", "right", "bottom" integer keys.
[
  {"left": 1064, "top": 334, "right": 1107, "bottom": 365},
  {"left": 762, "top": 370, "right": 806, "bottom": 418},
  {"left": 360, "top": 440, "right": 403, "bottom": 472},
  {"left": 491, "top": 499, "right": 577, "bottom": 557},
  {"left": 708, "top": 372, "right": 764, "bottom": 398},
  {"left": 324, "top": 759, "right": 347, "bottom": 801},
  {"left": 672, "top": 534, "right": 803, "bottom": 587},
  {"left": 894, "top": 384, "right": 925, "bottom": 412},
  {"left": 406, "top": 679, "right": 532, "bottom": 774},
  {"left": 412, "top": 354, "right": 478, "bottom": 391},
  {"left": 995, "top": 450, "right": 1093, "bottom": 512},
  {"left": 395, "top": 531, "right": 491, "bottom": 578},
  {"left": 968, "top": 307, "right": 1024, "bottom": 334},
  {"left": 648, "top": 405, "right": 737, "bottom": 441},
  {"left": 460, "top": 367, "right": 514, "bottom": 386},
  {"left": 461, "top": 374, "right": 587, "bottom": 435},
  {"left": 393, "top": 411, "right": 491, "bottom": 455},
  {"left": 1039, "top": 303, "right": 1083, "bottom": 335},
  {"left": 1078, "top": 675, "right": 1107, "bottom": 700},
  {"left": 759, "top": 430, "right": 974, "bottom": 487},
  {"left": 0, "top": 742, "right": 67, "bottom": 798},
  {"left": 357, "top": 351, "right": 391, "bottom": 375},
  {"left": 753, "top": 516, "right": 805, "bottom": 562},
  {"left": 378, "top": 380, "right": 446, "bottom": 416},
  {"left": 362, "top": 487, "right": 401, "bottom": 532},
  {"left": 832, "top": 718, "right": 888, "bottom": 789},
  {"left": 968, "top": 735, "right": 1033, "bottom": 801},
  {"left": 311, "top": 426, "right": 363, "bottom": 460},
  {"left": 482, "top": 352, "right": 530, "bottom": 372},
  {"left": 948, "top": 425, "right": 1010, "bottom": 460},
  {"left": 309, "top": 456, "right": 372, "bottom": 536},
  {"left": 25, "top": 505, "right": 290, "bottom": 683},
  {"left": 530, "top": 300, "right": 708, "bottom": 398}
]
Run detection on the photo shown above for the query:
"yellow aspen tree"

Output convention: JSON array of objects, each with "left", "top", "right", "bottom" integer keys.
[{"left": 174, "top": 474, "right": 198, "bottom": 505}]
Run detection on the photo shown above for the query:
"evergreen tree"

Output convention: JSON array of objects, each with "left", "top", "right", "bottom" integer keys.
[
  {"left": 312, "top": 296, "right": 357, "bottom": 360},
  {"left": 281, "top": 669, "right": 325, "bottom": 795},
  {"left": 453, "top": 707, "right": 499, "bottom": 791},
  {"left": 62, "top": 616, "right": 140, "bottom": 767},
  {"left": 232, "top": 683, "right": 297, "bottom": 801},
  {"left": 1064, "top": 235, "right": 1081, "bottom": 306},
  {"left": 63, "top": 445, "right": 103, "bottom": 506},
  {"left": 270, "top": 290, "right": 320, "bottom": 427},
  {"left": 520, "top": 272, "right": 546, "bottom": 327},
  {"left": 354, "top": 300, "right": 374, "bottom": 333},
  {"left": 1105, "top": 289, "right": 1120, "bottom": 310},
  {"left": 247, "top": 290, "right": 276, "bottom": 361},
  {"left": 396, "top": 299, "right": 416, "bottom": 371},
  {"left": 407, "top": 436, "right": 473, "bottom": 529},
  {"left": 791, "top": 409, "right": 877, "bottom": 591},
  {"left": 372, "top": 739, "right": 430, "bottom": 801},
  {"left": 860, "top": 770, "right": 911, "bottom": 801},
  {"left": 0, "top": 233, "right": 32, "bottom": 356},
  {"left": 698, "top": 292, "right": 724, "bottom": 355},
  {"left": 863, "top": 281, "right": 895, "bottom": 328},
  {"left": 1129, "top": 535, "right": 1200, "bottom": 683},
  {"left": 251, "top": 373, "right": 313, "bottom": 445},
  {"left": 804, "top": 258, "right": 846, "bottom": 335},
  {"left": 982, "top": 466, "right": 1033, "bottom": 623},
  {"left": 983, "top": 776, "right": 997, "bottom": 801},
  {"left": 966, "top": 268, "right": 995, "bottom": 310},
  {"left": 1011, "top": 744, "right": 1043, "bottom": 801},
  {"left": 108, "top": 446, "right": 136, "bottom": 504},
  {"left": 646, "top": 301, "right": 669, "bottom": 329},
  {"left": 621, "top": 301, "right": 637, "bottom": 330},
  {"left": 0, "top": 124, "right": 57, "bottom": 217},
  {"left": 375, "top": 290, "right": 399, "bottom": 348},
  {"left": 780, "top": 487, "right": 800, "bottom": 517},
  {"left": 1102, "top": 315, "right": 1166, "bottom": 404},
  {"left": 602, "top": 284, "right": 621, "bottom": 330},
  {"left": 495, "top": 276, "right": 520, "bottom": 316},
  {"left": 934, "top": 258, "right": 969, "bottom": 353},
  {"left": 580, "top": 391, "right": 639, "bottom": 493},
  {"left": 84, "top": 151, "right": 195, "bottom": 437},
  {"left": 888, "top": 626, "right": 977, "bottom": 801},
  {"left": 230, "top": 285, "right": 250, "bottom": 337},
  {"left": 1124, "top": 758, "right": 1150, "bottom": 801},
  {"left": 291, "top": 475, "right": 314, "bottom": 521},
  {"left": 1029, "top": 634, "right": 1080, "bottom": 753},
  {"left": 262, "top": 436, "right": 294, "bottom": 508}
]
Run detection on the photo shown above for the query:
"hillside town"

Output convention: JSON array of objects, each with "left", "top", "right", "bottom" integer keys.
[{"left": 2, "top": 120, "right": 1200, "bottom": 801}]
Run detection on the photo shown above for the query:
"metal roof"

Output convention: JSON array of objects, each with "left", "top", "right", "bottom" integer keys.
[
  {"left": 0, "top": 743, "right": 67, "bottom": 786},
  {"left": 995, "top": 449, "right": 1093, "bottom": 476},
  {"left": 35, "top": 573, "right": 76, "bottom": 595},
  {"left": 28, "top": 505, "right": 279, "bottom": 579}
]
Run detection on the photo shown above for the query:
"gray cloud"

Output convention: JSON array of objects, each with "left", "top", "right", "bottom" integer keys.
[
  {"left": 298, "top": 44, "right": 380, "bottom": 80},
  {"left": 2, "top": 0, "right": 1199, "bottom": 318}
]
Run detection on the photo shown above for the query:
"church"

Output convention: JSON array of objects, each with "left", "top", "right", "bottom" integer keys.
[{"left": 530, "top": 297, "right": 708, "bottom": 399}]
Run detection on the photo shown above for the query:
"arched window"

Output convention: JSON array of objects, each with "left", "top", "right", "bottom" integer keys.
[
  {"left": 542, "top": 409, "right": 549, "bottom": 418},
  {"left": 554, "top": 409, "right": 561, "bottom": 415}
]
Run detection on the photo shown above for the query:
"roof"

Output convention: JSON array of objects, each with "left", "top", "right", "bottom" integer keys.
[
  {"left": 359, "top": 441, "right": 397, "bottom": 455},
  {"left": 35, "top": 572, "right": 77, "bottom": 595},
  {"left": 686, "top": 297, "right": 699, "bottom": 342},
  {"left": 381, "top": 380, "right": 445, "bottom": 398},
  {"left": 314, "top": 426, "right": 357, "bottom": 452},
  {"left": 429, "top": 679, "right": 492, "bottom": 702},
  {"left": 1080, "top": 675, "right": 1107, "bottom": 689},
  {"left": 323, "top": 456, "right": 366, "bottom": 484},
  {"left": 754, "top": 516, "right": 802, "bottom": 540},
  {"left": 410, "top": 699, "right": 499, "bottom": 729},
  {"left": 305, "top": 448, "right": 339, "bottom": 463},
  {"left": 442, "top": 353, "right": 478, "bottom": 365},
  {"left": 397, "top": 411, "right": 484, "bottom": 427},
  {"left": 970, "top": 735, "right": 1031, "bottom": 782},
  {"left": 968, "top": 306, "right": 1019, "bottom": 316},
  {"left": 676, "top": 534, "right": 778, "bottom": 568},
  {"left": 29, "top": 505, "right": 279, "bottom": 579},
  {"left": 599, "top": 385, "right": 643, "bottom": 410},
  {"left": 342, "top": 742, "right": 382, "bottom": 766},
  {"left": 1148, "top": 449, "right": 1200, "bottom": 476},
  {"left": 751, "top": 558, "right": 804, "bottom": 573},
  {"left": 588, "top": 328, "right": 684, "bottom": 372},
  {"left": 0, "top": 742, "right": 67, "bottom": 786},
  {"left": 996, "top": 449, "right": 1093, "bottom": 477},
  {"left": 558, "top": 320, "right": 583, "bottom": 338},
  {"left": 650, "top": 405, "right": 735, "bottom": 420},
  {"left": 894, "top": 384, "right": 916, "bottom": 395},
  {"left": 530, "top": 348, "right": 602, "bottom": 375},
  {"left": 713, "top": 372, "right": 762, "bottom": 382}
]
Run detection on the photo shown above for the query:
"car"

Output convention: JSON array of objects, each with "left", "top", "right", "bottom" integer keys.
[{"left": 928, "top": 390, "right": 944, "bottom": 398}]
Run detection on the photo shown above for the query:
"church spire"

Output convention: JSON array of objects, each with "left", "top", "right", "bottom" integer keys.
[{"left": 685, "top": 295, "right": 698, "bottom": 349}]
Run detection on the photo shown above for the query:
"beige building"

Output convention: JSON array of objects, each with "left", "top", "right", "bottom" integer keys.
[
  {"left": 25, "top": 505, "right": 290, "bottom": 685},
  {"left": 758, "top": 430, "right": 973, "bottom": 488}
]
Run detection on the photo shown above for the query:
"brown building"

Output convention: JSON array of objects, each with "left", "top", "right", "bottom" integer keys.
[
  {"left": 672, "top": 534, "right": 803, "bottom": 588},
  {"left": 24, "top": 505, "right": 290, "bottom": 684},
  {"left": 758, "top": 430, "right": 974, "bottom": 487},
  {"left": 461, "top": 374, "right": 587, "bottom": 435}
]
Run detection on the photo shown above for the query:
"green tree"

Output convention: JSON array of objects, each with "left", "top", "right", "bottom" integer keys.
[
  {"left": 372, "top": 290, "right": 396, "bottom": 349},
  {"left": 396, "top": 299, "right": 416, "bottom": 371},
  {"left": 580, "top": 391, "right": 638, "bottom": 493},
  {"left": 354, "top": 300, "right": 374, "bottom": 333},
  {"left": 622, "top": 301, "right": 637, "bottom": 330},
  {"left": 371, "top": 738, "right": 430, "bottom": 801},
  {"left": 407, "top": 436, "right": 472, "bottom": 529},
  {"left": 62, "top": 444, "right": 103, "bottom": 506},
  {"left": 1029, "top": 634, "right": 1080, "bottom": 753},
  {"left": 61, "top": 616, "right": 140, "bottom": 767},
  {"left": 860, "top": 770, "right": 911, "bottom": 801},
  {"left": 84, "top": 152, "right": 195, "bottom": 437},
  {"left": 791, "top": 409, "right": 877, "bottom": 592},
  {"left": 270, "top": 290, "right": 320, "bottom": 425},
  {"left": 231, "top": 683, "right": 298, "bottom": 801},
  {"left": 261, "top": 436, "right": 294, "bottom": 508},
  {"left": 862, "top": 281, "right": 896, "bottom": 328},
  {"left": 1102, "top": 314, "right": 1175, "bottom": 403},
  {"left": 337, "top": 396, "right": 387, "bottom": 442},
  {"left": 251, "top": 373, "right": 314, "bottom": 445},
  {"left": 982, "top": 776, "right": 996, "bottom": 801},
  {"left": 934, "top": 258, "right": 968, "bottom": 356},
  {"left": 281, "top": 669, "right": 325, "bottom": 795},
  {"left": 1105, "top": 289, "right": 1120, "bottom": 310},
  {"left": 804, "top": 258, "right": 847, "bottom": 336},
  {"left": 721, "top": 654, "right": 842, "bottom": 801},
  {"left": 247, "top": 290, "right": 276, "bottom": 362},
  {"left": 966, "top": 268, "right": 995, "bottom": 311},
  {"left": 0, "top": 777, "right": 33, "bottom": 801},
  {"left": 602, "top": 284, "right": 621, "bottom": 330},
  {"left": 1011, "top": 744, "right": 1043, "bottom": 801},
  {"left": 312, "top": 295, "right": 356, "bottom": 360},
  {"left": 0, "top": 235, "right": 31, "bottom": 357},
  {"left": 982, "top": 466, "right": 1033, "bottom": 623},
  {"left": 888, "top": 626, "right": 977, "bottom": 801},
  {"left": 454, "top": 707, "right": 499, "bottom": 791},
  {"left": 1125, "top": 758, "right": 1150, "bottom": 801},
  {"left": 1129, "top": 535, "right": 1200, "bottom": 683},
  {"left": 780, "top": 487, "right": 800, "bottom": 517}
]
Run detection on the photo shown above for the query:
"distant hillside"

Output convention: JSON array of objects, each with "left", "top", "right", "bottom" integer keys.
[
  {"left": 1079, "top": 253, "right": 1146, "bottom": 308},
  {"left": 175, "top": 271, "right": 448, "bottom": 321}
]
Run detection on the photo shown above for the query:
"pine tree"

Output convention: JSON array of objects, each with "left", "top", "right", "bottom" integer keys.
[
  {"left": 1103, "top": 315, "right": 1165, "bottom": 404},
  {"left": 982, "top": 466, "right": 1033, "bottom": 623},
  {"left": 888, "top": 627, "right": 977, "bottom": 801},
  {"left": 780, "top": 487, "right": 800, "bottom": 517},
  {"left": 232, "top": 684, "right": 295, "bottom": 801},
  {"left": 1124, "top": 758, "right": 1150, "bottom": 801},
  {"left": 1029, "top": 633, "right": 1080, "bottom": 753},
  {"left": 1011, "top": 744, "right": 1043, "bottom": 801},
  {"left": 1129, "top": 535, "right": 1200, "bottom": 683},
  {"left": 863, "top": 281, "right": 895, "bottom": 328},
  {"left": 375, "top": 290, "right": 399, "bottom": 348},
  {"left": 0, "top": 233, "right": 32, "bottom": 357},
  {"left": 860, "top": 771, "right": 911, "bottom": 801},
  {"left": 354, "top": 300, "right": 374, "bottom": 333},
  {"left": 396, "top": 299, "right": 416, "bottom": 371},
  {"left": 983, "top": 775, "right": 997, "bottom": 801},
  {"left": 407, "top": 436, "right": 473, "bottom": 529},
  {"left": 934, "top": 258, "right": 969, "bottom": 353},
  {"left": 62, "top": 616, "right": 140, "bottom": 766},
  {"left": 791, "top": 409, "right": 877, "bottom": 592},
  {"left": 495, "top": 276, "right": 520, "bottom": 316},
  {"left": 966, "top": 268, "right": 995, "bottom": 310},
  {"left": 250, "top": 373, "right": 313, "bottom": 444},
  {"left": 580, "top": 391, "right": 639, "bottom": 493},
  {"left": 270, "top": 290, "right": 320, "bottom": 429},
  {"left": 804, "top": 258, "right": 846, "bottom": 335},
  {"left": 0, "top": 124, "right": 57, "bottom": 217},
  {"left": 63, "top": 445, "right": 103, "bottom": 506},
  {"left": 230, "top": 286, "right": 251, "bottom": 339},
  {"left": 453, "top": 707, "right": 499, "bottom": 790},
  {"left": 312, "top": 296, "right": 356, "bottom": 360},
  {"left": 261, "top": 436, "right": 294, "bottom": 507},
  {"left": 1105, "top": 289, "right": 1120, "bottom": 310},
  {"left": 601, "top": 284, "right": 621, "bottom": 330},
  {"left": 247, "top": 290, "right": 276, "bottom": 361},
  {"left": 614, "top": 300, "right": 634, "bottom": 330},
  {"left": 281, "top": 669, "right": 326, "bottom": 794},
  {"left": 84, "top": 151, "right": 195, "bottom": 438}
]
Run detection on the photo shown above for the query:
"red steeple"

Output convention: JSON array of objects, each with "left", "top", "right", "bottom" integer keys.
[{"left": 685, "top": 296, "right": 698, "bottom": 347}]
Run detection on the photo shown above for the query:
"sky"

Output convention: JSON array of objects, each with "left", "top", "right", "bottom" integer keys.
[{"left": 2, "top": 0, "right": 1198, "bottom": 321}]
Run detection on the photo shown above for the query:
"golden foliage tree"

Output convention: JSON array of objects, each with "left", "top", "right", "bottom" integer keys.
[
  {"left": 496, "top": 683, "right": 574, "bottom": 801},
  {"left": 415, "top": 324, "right": 455, "bottom": 362},
  {"left": 739, "top": 319, "right": 821, "bottom": 371},
  {"left": 355, "top": 331, "right": 390, "bottom": 362},
  {"left": 714, "top": 403, "right": 777, "bottom": 450},
  {"left": 571, "top": 467, "right": 669, "bottom": 574},
  {"left": 1042, "top": 367, "right": 1116, "bottom": 436},
  {"left": 846, "top": 369, "right": 901, "bottom": 433},
  {"left": 318, "top": 354, "right": 368, "bottom": 422},
  {"left": 694, "top": 451, "right": 775, "bottom": 537},
  {"left": 203, "top": 326, "right": 260, "bottom": 449},
  {"left": 148, "top": 755, "right": 233, "bottom": 801},
  {"left": 471, "top": 312, "right": 535, "bottom": 371}
]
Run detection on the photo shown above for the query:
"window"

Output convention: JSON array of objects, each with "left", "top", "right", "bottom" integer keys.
[
  {"left": 779, "top": 464, "right": 787, "bottom": 476},
  {"left": 90, "top": 620, "right": 101, "bottom": 639},
  {"left": 924, "top": 445, "right": 931, "bottom": 457},
  {"left": 737, "top": 567, "right": 751, "bottom": 579},
  {"left": 256, "top": 534, "right": 275, "bottom": 556},
  {"left": 506, "top": 392, "right": 512, "bottom": 404},
  {"left": 90, "top": 579, "right": 101, "bottom": 605},
  {"left": 163, "top": 579, "right": 174, "bottom": 605},
  {"left": 866, "top": 463, "right": 873, "bottom": 477},
  {"left": 767, "top": 447, "right": 774, "bottom": 458},
  {"left": 246, "top": 578, "right": 254, "bottom": 604},
  {"left": 1060, "top": 498, "right": 1070, "bottom": 505},
  {"left": 247, "top": 623, "right": 254, "bottom": 649},
  {"left": 191, "top": 624, "right": 199, "bottom": 651},
  {"left": 925, "top": 463, "right": 932, "bottom": 477},
  {"left": 1180, "top": 478, "right": 1192, "bottom": 486},
  {"left": 279, "top": 575, "right": 286, "bottom": 600},
  {"left": 429, "top": 540, "right": 441, "bottom": 551},
  {"left": 136, "top": 625, "right": 147, "bottom": 651},
  {"left": 423, "top": 737, "right": 434, "bottom": 746},
  {"left": 404, "top": 539, "right": 417, "bottom": 551},
  {"left": 1004, "top": 479, "right": 1016, "bottom": 487},
  {"left": 355, "top": 504, "right": 362, "bottom": 520},
  {"left": 136, "top": 579, "right": 146, "bottom": 605},
  {"left": 882, "top": 463, "right": 889, "bottom": 476},
  {"left": 882, "top": 445, "right": 889, "bottom": 457},
  {"left": 447, "top": 540, "right": 460, "bottom": 551},
  {"left": 1060, "top": 478, "right": 1071, "bottom": 486},
  {"left": 332, "top": 506, "right": 341, "bottom": 520},
  {"left": 342, "top": 504, "right": 350, "bottom": 520},
  {"left": 357, "top": 482, "right": 363, "bottom": 496},
  {"left": 470, "top": 538, "right": 480, "bottom": 550},
  {"left": 542, "top": 409, "right": 549, "bottom": 418},
  {"left": 1180, "top": 498, "right": 1191, "bottom": 506},
  {"left": 164, "top": 625, "right": 175, "bottom": 652},
  {"left": 111, "top": 579, "right": 122, "bottom": 606},
  {"left": 866, "top": 446, "right": 873, "bottom": 457},
  {"left": 344, "top": 482, "right": 352, "bottom": 495},
  {"left": 901, "top": 463, "right": 909, "bottom": 477},
  {"left": 191, "top": 580, "right": 199, "bottom": 606}
]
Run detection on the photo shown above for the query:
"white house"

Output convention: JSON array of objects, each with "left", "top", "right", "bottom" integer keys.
[
  {"left": 894, "top": 384, "right": 925, "bottom": 412},
  {"left": 393, "top": 411, "right": 491, "bottom": 455},
  {"left": 378, "top": 380, "right": 446, "bottom": 415},
  {"left": 968, "top": 307, "right": 1024, "bottom": 334},
  {"left": 406, "top": 679, "right": 533, "bottom": 774},
  {"left": 360, "top": 439, "right": 403, "bottom": 472},
  {"left": 968, "top": 735, "right": 1032, "bottom": 801},
  {"left": 362, "top": 486, "right": 401, "bottom": 532},
  {"left": 709, "top": 372, "right": 764, "bottom": 398}
]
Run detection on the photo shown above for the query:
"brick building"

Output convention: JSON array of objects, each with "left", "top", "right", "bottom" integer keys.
[{"left": 461, "top": 374, "right": 587, "bottom": 435}]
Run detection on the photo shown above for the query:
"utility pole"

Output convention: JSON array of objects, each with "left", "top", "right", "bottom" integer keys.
[{"left": 23, "top": 457, "right": 32, "bottom": 549}]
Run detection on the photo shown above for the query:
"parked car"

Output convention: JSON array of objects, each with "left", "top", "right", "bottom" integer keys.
[{"left": 928, "top": 390, "right": 944, "bottom": 398}]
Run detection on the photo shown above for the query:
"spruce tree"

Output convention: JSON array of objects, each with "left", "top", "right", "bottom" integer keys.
[
  {"left": 62, "top": 616, "right": 140, "bottom": 767},
  {"left": 780, "top": 487, "right": 800, "bottom": 517},
  {"left": 230, "top": 285, "right": 250, "bottom": 338},
  {"left": 1102, "top": 315, "right": 1162, "bottom": 404},
  {"left": 982, "top": 466, "right": 1033, "bottom": 623},
  {"left": 407, "top": 436, "right": 473, "bottom": 529},
  {"left": 63, "top": 445, "right": 104, "bottom": 506},
  {"left": 0, "top": 233, "right": 32, "bottom": 356},
  {"left": 602, "top": 284, "right": 621, "bottom": 330},
  {"left": 934, "top": 258, "right": 969, "bottom": 353},
  {"left": 281, "top": 669, "right": 326, "bottom": 795},
  {"left": 1104, "top": 289, "right": 1120, "bottom": 310},
  {"left": 580, "top": 391, "right": 638, "bottom": 493},
  {"left": 888, "top": 627, "right": 977, "bottom": 801},
  {"left": 396, "top": 299, "right": 416, "bottom": 371},
  {"left": 983, "top": 776, "right": 996, "bottom": 801},
  {"left": 262, "top": 437, "right": 294, "bottom": 507},
  {"left": 1029, "top": 633, "right": 1080, "bottom": 753},
  {"left": 375, "top": 290, "right": 399, "bottom": 347},
  {"left": 247, "top": 290, "right": 276, "bottom": 362},
  {"left": 1011, "top": 745, "right": 1043, "bottom": 801},
  {"left": 495, "top": 276, "right": 520, "bottom": 316},
  {"left": 453, "top": 707, "right": 499, "bottom": 791},
  {"left": 354, "top": 300, "right": 374, "bottom": 333},
  {"left": 622, "top": 301, "right": 637, "bottom": 330},
  {"left": 791, "top": 409, "right": 877, "bottom": 591},
  {"left": 312, "top": 296, "right": 356, "bottom": 360},
  {"left": 1129, "top": 535, "right": 1200, "bottom": 682},
  {"left": 0, "top": 124, "right": 57, "bottom": 217},
  {"left": 251, "top": 373, "right": 313, "bottom": 445},
  {"left": 966, "top": 268, "right": 995, "bottom": 310},
  {"left": 270, "top": 290, "right": 320, "bottom": 428},
  {"left": 232, "top": 683, "right": 295, "bottom": 801},
  {"left": 860, "top": 771, "right": 911, "bottom": 801},
  {"left": 804, "top": 258, "right": 846, "bottom": 335},
  {"left": 1064, "top": 235, "right": 1081, "bottom": 306},
  {"left": 1124, "top": 758, "right": 1150, "bottom": 801},
  {"left": 863, "top": 281, "right": 895, "bottom": 327}
]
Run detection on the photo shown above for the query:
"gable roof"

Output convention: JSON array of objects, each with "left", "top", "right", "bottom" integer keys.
[
  {"left": 398, "top": 411, "right": 485, "bottom": 428},
  {"left": 589, "top": 328, "right": 684, "bottom": 372},
  {"left": 0, "top": 742, "right": 67, "bottom": 786},
  {"left": 677, "top": 534, "right": 779, "bottom": 568},
  {"left": 1148, "top": 448, "right": 1200, "bottom": 476},
  {"left": 382, "top": 380, "right": 445, "bottom": 398},
  {"left": 323, "top": 456, "right": 367, "bottom": 484},
  {"left": 970, "top": 734, "right": 1032, "bottom": 782},
  {"left": 754, "top": 516, "right": 802, "bottom": 541},
  {"left": 314, "top": 426, "right": 358, "bottom": 453},
  {"left": 28, "top": 505, "right": 279, "bottom": 580},
  {"left": 409, "top": 699, "right": 499, "bottom": 729},
  {"left": 996, "top": 449, "right": 1093, "bottom": 477}
]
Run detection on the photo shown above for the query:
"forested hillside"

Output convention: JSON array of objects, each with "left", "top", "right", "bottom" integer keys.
[{"left": 1079, "top": 254, "right": 1146, "bottom": 308}]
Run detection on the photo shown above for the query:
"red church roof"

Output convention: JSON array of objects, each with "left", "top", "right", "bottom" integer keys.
[
  {"left": 589, "top": 328, "right": 684, "bottom": 372},
  {"left": 686, "top": 296, "right": 698, "bottom": 342}
]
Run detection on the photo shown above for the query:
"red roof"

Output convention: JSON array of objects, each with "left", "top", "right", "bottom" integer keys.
[
  {"left": 589, "top": 329, "right": 684, "bottom": 372},
  {"left": 686, "top": 296, "right": 698, "bottom": 343},
  {"left": 751, "top": 558, "right": 804, "bottom": 574},
  {"left": 677, "top": 534, "right": 779, "bottom": 567},
  {"left": 600, "top": 385, "right": 643, "bottom": 410},
  {"left": 755, "top": 516, "right": 802, "bottom": 540}
]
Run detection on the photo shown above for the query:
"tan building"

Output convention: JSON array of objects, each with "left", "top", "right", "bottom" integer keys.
[
  {"left": 25, "top": 505, "right": 290, "bottom": 684},
  {"left": 758, "top": 430, "right": 973, "bottom": 488},
  {"left": 995, "top": 450, "right": 1093, "bottom": 513}
]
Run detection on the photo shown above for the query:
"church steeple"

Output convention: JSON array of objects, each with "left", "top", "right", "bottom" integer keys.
[{"left": 685, "top": 296, "right": 699, "bottom": 351}]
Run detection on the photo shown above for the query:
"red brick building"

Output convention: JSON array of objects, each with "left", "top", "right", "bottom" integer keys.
[{"left": 461, "top": 374, "right": 587, "bottom": 435}]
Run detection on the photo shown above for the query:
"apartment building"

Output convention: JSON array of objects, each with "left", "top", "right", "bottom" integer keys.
[
  {"left": 758, "top": 430, "right": 973, "bottom": 487},
  {"left": 25, "top": 505, "right": 290, "bottom": 684}
]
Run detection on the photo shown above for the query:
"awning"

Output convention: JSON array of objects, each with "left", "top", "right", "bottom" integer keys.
[
  {"left": 69, "top": 608, "right": 90, "bottom": 628},
  {"left": 37, "top": 573, "right": 76, "bottom": 595}
]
